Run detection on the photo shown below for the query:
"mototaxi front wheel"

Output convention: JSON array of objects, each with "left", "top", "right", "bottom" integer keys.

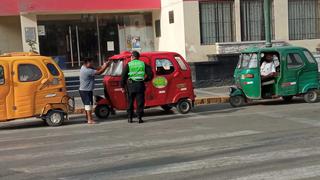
[{"left": 229, "top": 96, "right": 246, "bottom": 107}]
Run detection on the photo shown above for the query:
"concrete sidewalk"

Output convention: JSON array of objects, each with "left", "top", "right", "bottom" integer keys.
[{"left": 74, "top": 86, "right": 230, "bottom": 113}]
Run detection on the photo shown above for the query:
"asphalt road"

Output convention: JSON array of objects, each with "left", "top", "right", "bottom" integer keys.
[{"left": 1, "top": 99, "right": 320, "bottom": 180}]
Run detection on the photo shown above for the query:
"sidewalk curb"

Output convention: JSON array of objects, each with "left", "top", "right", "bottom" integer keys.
[{"left": 73, "top": 96, "right": 230, "bottom": 114}]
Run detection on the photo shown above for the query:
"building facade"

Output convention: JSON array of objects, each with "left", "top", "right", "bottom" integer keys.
[{"left": 0, "top": 0, "right": 320, "bottom": 69}]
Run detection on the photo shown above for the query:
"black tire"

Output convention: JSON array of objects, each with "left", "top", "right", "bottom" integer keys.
[
  {"left": 229, "top": 96, "right": 245, "bottom": 107},
  {"left": 304, "top": 90, "right": 318, "bottom": 103},
  {"left": 95, "top": 105, "right": 110, "bottom": 119},
  {"left": 282, "top": 96, "right": 293, "bottom": 102},
  {"left": 176, "top": 99, "right": 192, "bottom": 114},
  {"left": 45, "top": 111, "right": 64, "bottom": 127},
  {"left": 161, "top": 105, "right": 173, "bottom": 111}
]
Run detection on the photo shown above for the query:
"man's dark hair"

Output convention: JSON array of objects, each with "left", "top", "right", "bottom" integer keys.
[
  {"left": 132, "top": 51, "right": 140, "bottom": 59},
  {"left": 83, "top": 58, "right": 93, "bottom": 64}
]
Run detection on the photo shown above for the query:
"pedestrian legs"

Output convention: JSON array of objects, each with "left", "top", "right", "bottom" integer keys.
[
  {"left": 127, "top": 92, "right": 135, "bottom": 123},
  {"left": 136, "top": 92, "right": 145, "bottom": 123}
]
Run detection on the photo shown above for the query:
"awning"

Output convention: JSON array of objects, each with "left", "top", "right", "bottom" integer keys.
[{"left": 0, "top": 0, "right": 161, "bottom": 16}]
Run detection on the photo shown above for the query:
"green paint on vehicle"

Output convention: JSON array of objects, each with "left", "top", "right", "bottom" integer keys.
[{"left": 153, "top": 76, "right": 168, "bottom": 89}]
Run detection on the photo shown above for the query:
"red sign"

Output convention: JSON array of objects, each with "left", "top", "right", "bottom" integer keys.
[{"left": 0, "top": 0, "right": 161, "bottom": 16}]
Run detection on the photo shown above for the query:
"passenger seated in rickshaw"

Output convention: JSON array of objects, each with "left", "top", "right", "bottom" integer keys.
[{"left": 260, "top": 53, "right": 277, "bottom": 84}]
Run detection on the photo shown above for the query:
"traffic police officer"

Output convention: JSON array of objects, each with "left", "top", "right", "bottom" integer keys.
[{"left": 121, "top": 51, "right": 153, "bottom": 123}]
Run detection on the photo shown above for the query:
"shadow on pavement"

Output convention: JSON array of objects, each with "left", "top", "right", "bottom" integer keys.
[{"left": 0, "top": 98, "right": 312, "bottom": 130}]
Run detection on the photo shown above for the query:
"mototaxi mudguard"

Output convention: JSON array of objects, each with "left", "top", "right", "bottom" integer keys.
[
  {"left": 95, "top": 96, "right": 110, "bottom": 106},
  {"left": 229, "top": 87, "right": 245, "bottom": 97}
]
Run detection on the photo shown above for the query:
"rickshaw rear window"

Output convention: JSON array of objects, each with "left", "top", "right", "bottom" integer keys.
[
  {"left": 238, "top": 53, "right": 258, "bottom": 69},
  {"left": 174, "top": 56, "right": 187, "bottom": 70},
  {"left": 105, "top": 59, "right": 123, "bottom": 76},
  {"left": 0, "top": 66, "right": 4, "bottom": 85},
  {"left": 46, "top": 63, "right": 60, "bottom": 76},
  {"left": 303, "top": 51, "right": 317, "bottom": 64}
]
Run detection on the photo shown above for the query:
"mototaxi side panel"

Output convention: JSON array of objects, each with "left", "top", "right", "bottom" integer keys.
[
  {"left": 102, "top": 55, "right": 128, "bottom": 110},
  {"left": 96, "top": 51, "right": 195, "bottom": 118},
  {"left": 230, "top": 46, "right": 320, "bottom": 107},
  {"left": 34, "top": 58, "right": 69, "bottom": 115},
  {"left": 0, "top": 53, "right": 73, "bottom": 126},
  {"left": 11, "top": 58, "right": 67, "bottom": 119},
  {"left": 0, "top": 61, "right": 11, "bottom": 121},
  {"left": 144, "top": 53, "right": 195, "bottom": 108},
  {"left": 234, "top": 51, "right": 261, "bottom": 99}
]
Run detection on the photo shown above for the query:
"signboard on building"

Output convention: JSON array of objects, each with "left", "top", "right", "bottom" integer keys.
[
  {"left": 38, "top": 25, "right": 46, "bottom": 36},
  {"left": 25, "top": 27, "right": 36, "bottom": 42}
]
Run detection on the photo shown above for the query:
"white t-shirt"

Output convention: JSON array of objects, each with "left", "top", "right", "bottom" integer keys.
[{"left": 260, "top": 62, "right": 276, "bottom": 76}]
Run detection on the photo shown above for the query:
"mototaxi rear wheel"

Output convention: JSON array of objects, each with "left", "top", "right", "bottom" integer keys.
[
  {"left": 176, "top": 99, "right": 192, "bottom": 114},
  {"left": 304, "top": 89, "right": 318, "bottom": 103},
  {"left": 45, "top": 110, "right": 65, "bottom": 127}
]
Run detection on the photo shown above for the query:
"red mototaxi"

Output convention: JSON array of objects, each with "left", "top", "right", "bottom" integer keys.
[{"left": 94, "top": 51, "right": 196, "bottom": 119}]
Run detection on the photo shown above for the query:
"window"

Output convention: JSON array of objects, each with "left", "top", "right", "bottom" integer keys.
[
  {"left": 169, "top": 11, "right": 174, "bottom": 24},
  {"left": 288, "top": 0, "right": 320, "bottom": 40},
  {"left": 287, "top": 53, "right": 304, "bottom": 68},
  {"left": 155, "top": 20, "right": 161, "bottom": 38},
  {"left": 238, "top": 53, "right": 258, "bottom": 69},
  {"left": 156, "top": 59, "right": 175, "bottom": 75},
  {"left": 199, "top": 0, "right": 235, "bottom": 44},
  {"left": 105, "top": 60, "right": 123, "bottom": 76},
  {"left": 303, "top": 51, "right": 317, "bottom": 64},
  {"left": 0, "top": 66, "right": 4, "bottom": 85},
  {"left": 46, "top": 63, "right": 60, "bottom": 76},
  {"left": 240, "top": 0, "right": 274, "bottom": 41},
  {"left": 174, "top": 56, "right": 187, "bottom": 70},
  {"left": 18, "top": 64, "right": 42, "bottom": 82}
]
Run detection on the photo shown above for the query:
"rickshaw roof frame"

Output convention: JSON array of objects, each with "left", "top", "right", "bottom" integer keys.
[
  {"left": 0, "top": 52, "right": 50, "bottom": 62},
  {"left": 241, "top": 45, "right": 309, "bottom": 54},
  {"left": 108, "top": 51, "right": 180, "bottom": 61},
  {"left": 0, "top": 52, "right": 40, "bottom": 57}
]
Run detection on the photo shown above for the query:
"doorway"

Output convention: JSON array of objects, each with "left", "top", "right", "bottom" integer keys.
[{"left": 39, "top": 20, "right": 100, "bottom": 69}]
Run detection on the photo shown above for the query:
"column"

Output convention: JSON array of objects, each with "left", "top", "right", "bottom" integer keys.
[
  {"left": 273, "top": 0, "right": 289, "bottom": 40},
  {"left": 234, "top": 0, "right": 242, "bottom": 42},
  {"left": 20, "top": 14, "right": 40, "bottom": 53}
]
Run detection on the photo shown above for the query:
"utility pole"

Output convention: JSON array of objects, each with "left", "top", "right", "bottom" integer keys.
[{"left": 264, "top": 0, "right": 272, "bottom": 47}]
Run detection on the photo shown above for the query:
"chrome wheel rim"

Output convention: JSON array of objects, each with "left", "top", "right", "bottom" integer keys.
[
  {"left": 51, "top": 113, "right": 62, "bottom": 124},
  {"left": 180, "top": 101, "right": 190, "bottom": 113},
  {"left": 308, "top": 91, "right": 317, "bottom": 102}
]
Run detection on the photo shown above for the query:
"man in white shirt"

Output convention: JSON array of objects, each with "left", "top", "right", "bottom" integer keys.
[{"left": 260, "top": 53, "right": 276, "bottom": 81}]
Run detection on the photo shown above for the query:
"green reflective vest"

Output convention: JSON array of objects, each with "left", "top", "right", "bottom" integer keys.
[{"left": 128, "top": 59, "right": 145, "bottom": 81}]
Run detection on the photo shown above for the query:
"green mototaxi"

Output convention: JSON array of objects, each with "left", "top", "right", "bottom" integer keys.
[{"left": 229, "top": 46, "right": 320, "bottom": 107}]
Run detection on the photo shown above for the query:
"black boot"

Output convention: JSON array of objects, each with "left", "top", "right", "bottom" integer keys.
[
  {"left": 110, "top": 108, "right": 116, "bottom": 115},
  {"left": 128, "top": 117, "right": 133, "bottom": 123},
  {"left": 138, "top": 117, "right": 144, "bottom": 124}
]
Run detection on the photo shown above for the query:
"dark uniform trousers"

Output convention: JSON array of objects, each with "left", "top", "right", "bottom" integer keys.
[{"left": 127, "top": 80, "right": 145, "bottom": 118}]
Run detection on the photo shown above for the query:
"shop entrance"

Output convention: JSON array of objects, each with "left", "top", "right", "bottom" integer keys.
[
  {"left": 39, "top": 19, "right": 120, "bottom": 69},
  {"left": 38, "top": 13, "right": 154, "bottom": 70}
]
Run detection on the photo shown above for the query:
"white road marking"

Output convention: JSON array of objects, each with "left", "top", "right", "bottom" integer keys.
[
  {"left": 10, "top": 130, "right": 261, "bottom": 174},
  {"left": 232, "top": 164, "right": 320, "bottom": 180},
  {"left": 59, "top": 147, "right": 320, "bottom": 179},
  {"left": 259, "top": 112, "right": 320, "bottom": 127}
]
